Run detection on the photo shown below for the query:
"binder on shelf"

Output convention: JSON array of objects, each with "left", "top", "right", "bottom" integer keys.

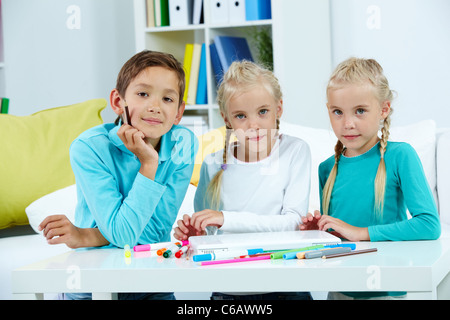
[
  {"left": 192, "top": 0, "right": 204, "bottom": 25},
  {"left": 228, "top": 0, "right": 246, "bottom": 24},
  {"left": 168, "top": 0, "right": 193, "bottom": 27},
  {"left": 155, "top": 0, "right": 170, "bottom": 27},
  {"left": 182, "top": 43, "right": 194, "bottom": 103},
  {"left": 146, "top": 0, "right": 155, "bottom": 27},
  {"left": 210, "top": 0, "right": 228, "bottom": 25},
  {"left": 196, "top": 43, "right": 207, "bottom": 105},
  {"left": 1, "top": 98, "right": 9, "bottom": 114},
  {"left": 245, "top": 0, "right": 271, "bottom": 21},
  {"left": 186, "top": 43, "right": 202, "bottom": 105},
  {"left": 209, "top": 42, "right": 224, "bottom": 86},
  {"left": 214, "top": 35, "right": 254, "bottom": 71}
]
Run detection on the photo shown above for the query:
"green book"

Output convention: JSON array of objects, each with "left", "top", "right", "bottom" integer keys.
[
  {"left": 1, "top": 98, "right": 9, "bottom": 114},
  {"left": 160, "top": 0, "right": 169, "bottom": 27}
]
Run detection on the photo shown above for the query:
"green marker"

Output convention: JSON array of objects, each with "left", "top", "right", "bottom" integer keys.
[{"left": 270, "top": 245, "right": 325, "bottom": 260}]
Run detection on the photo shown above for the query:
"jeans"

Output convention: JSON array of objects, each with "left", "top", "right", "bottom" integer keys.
[
  {"left": 61, "top": 292, "right": 175, "bottom": 300},
  {"left": 211, "top": 292, "right": 313, "bottom": 300}
]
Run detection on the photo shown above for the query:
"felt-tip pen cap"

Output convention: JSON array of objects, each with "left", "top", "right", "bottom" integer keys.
[
  {"left": 134, "top": 244, "right": 150, "bottom": 252},
  {"left": 193, "top": 253, "right": 212, "bottom": 262}
]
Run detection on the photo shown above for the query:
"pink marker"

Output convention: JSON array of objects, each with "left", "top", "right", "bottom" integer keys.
[
  {"left": 133, "top": 240, "right": 189, "bottom": 252},
  {"left": 200, "top": 254, "right": 271, "bottom": 266}
]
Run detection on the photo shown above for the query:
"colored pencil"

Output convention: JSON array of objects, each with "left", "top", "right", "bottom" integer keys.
[
  {"left": 200, "top": 254, "right": 271, "bottom": 266},
  {"left": 322, "top": 248, "right": 378, "bottom": 259}
]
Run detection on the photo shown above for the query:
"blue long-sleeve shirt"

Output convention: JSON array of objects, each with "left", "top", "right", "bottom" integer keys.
[{"left": 70, "top": 123, "right": 198, "bottom": 248}]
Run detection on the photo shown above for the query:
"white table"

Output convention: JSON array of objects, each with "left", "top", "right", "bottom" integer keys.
[{"left": 12, "top": 239, "right": 450, "bottom": 300}]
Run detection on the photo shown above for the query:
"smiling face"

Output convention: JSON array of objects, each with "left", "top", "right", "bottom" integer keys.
[
  {"left": 327, "top": 83, "right": 391, "bottom": 157},
  {"left": 111, "top": 66, "right": 185, "bottom": 148},
  {"left": 223, "top": 84, "right": 283, "bottom": 161}
]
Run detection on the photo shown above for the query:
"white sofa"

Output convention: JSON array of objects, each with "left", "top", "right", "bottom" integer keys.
[{"left": 1, "top": 120, "right": 449, "bottom": 300}]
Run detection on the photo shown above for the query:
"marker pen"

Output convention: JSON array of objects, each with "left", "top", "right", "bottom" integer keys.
[
  {"left": 157, "top": 248, "right": 167, "bottom": 256},
  {"left": 200, "top": 254, "right": 271, "bottom": 266},
  {"left": 163, "top": 243, "right": 182, "bottom": 258},
  {"left": 193, "top": 248, "right": 264, "bottom": 262},
  {"left": 124, "top": 244, "right": 131, "bottom": 258},
  {"left": 134, "top": 240, "right": 188, "bottom": 252},
  {"left": 175, "top": 246, "right": 189, "bottom": 259},
  {"left": 123, "top": 105, "right": 131, "bottom": 126},
  {"left": 304, "top": 247, "right": 352, "bottom": 259}
]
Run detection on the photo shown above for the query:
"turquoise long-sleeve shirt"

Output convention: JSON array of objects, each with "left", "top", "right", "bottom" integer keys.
[
  {"left": 319, "top": 141, "right": 440, "bottom": 242},
  {"left": 70, "top": 123, "right": 198, "bottom": 248}
]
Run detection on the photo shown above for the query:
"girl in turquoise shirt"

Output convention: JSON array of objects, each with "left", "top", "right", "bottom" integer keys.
[{"left": 302, "top": 57, "right": 440, "bottom": 299}]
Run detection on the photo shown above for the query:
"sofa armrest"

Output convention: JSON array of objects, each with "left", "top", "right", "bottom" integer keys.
[{"left": 437, "top": 130, "right": 450, "bottom": 224}]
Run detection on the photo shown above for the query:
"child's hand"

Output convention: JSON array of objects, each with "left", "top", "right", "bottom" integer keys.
[
  {"left": 299, "top": 210, "right": 322, "bottom": 230},
  {"left": 317, "top": 215, "right": 370, "bottom": 241},
  {"left": 38, "top": 215, "right": 84, "bottom": 248},
  {"left": 117, "top": 124, "right": 159, "bottom": 179},
  {"left": 173, "top": 214, "right": 205, "bottom": 241},
  {"left": 190, "top": 209, "right": 224, "bottom": 233}
]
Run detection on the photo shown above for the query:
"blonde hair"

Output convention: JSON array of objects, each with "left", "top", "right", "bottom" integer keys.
[
  {"left": 206, "top": 60, "right": 283, "bottom": 210},
  {"left": 322, "top": 57, "right": 394, "bottom": 220}
]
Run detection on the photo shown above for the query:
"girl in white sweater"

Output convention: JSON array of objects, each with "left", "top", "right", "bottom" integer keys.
[{"left": 174, "top": 60, "right": 312, "bottom": 300}]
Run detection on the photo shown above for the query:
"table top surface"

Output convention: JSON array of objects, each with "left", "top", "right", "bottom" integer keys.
[{"left": 12, "top": 238, "right": 450, "bottom": 293}]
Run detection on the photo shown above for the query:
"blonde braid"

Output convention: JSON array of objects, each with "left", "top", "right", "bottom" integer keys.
[
  {"left": 322, "top": 140, "right": 344, "bottom": 215},
  {"left": 206, "top": 126, "right": 232, "bottom": 210},
  {"left": 374, "top": 115, "right": 392, "bottom": 219}
]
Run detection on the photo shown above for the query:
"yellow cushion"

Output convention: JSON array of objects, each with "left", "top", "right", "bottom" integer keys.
[
  {"left": 190, "top": 126, "right": 226, "bottom": 186},
  {"left": 0, "top": 99, "right": 106, "bottom": 229}
]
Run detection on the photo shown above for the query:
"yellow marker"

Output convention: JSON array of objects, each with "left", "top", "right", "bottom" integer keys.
[{"left": 124, "top": 244, "right": 131, "bottom": 258}]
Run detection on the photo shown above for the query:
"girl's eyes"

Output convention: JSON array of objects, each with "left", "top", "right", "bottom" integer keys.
[
  {"left": 332, "top": 109, "right": 366, "bottom": 116},
  {"left": 235, "top": 109, "right": 269, "bottom": 119},
  {"left": 137, "top": 92, "right": 148, "bottom": 97}
]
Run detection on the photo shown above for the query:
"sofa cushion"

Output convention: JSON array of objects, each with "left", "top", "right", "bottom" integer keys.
[
  {"left": 437, "top": 130, "right": 450, "bottom": 224},
  {"left": 191, "top": 126, "right": 226, "bottom": 186},
  {"left": 25, "top": 184, "right": 77, "bottom": 234},
  {"left": 389, "top": 119, "right": 437, "bottom": 200},
  {"left": 0, "top": 99, "right": 106, "bottom": 229}
]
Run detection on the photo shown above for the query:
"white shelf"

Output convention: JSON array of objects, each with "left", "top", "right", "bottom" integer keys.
[
  {"left": 133, "top": 0, "right": 332, "bottom": 131},
  {"left": 133, "top": 0, "right": 274, "bottom": 131}
]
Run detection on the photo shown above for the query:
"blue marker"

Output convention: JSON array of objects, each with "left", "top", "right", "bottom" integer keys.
[{"left": 193, "top": 248, "right": 264, "bottom": 262}]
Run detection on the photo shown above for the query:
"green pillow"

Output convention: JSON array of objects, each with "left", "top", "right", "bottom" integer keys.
[{"left": 0, "top": 99, "right": 106, "bottom": 229}]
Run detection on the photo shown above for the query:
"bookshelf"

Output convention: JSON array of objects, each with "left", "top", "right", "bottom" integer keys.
[{"left": 133, "top": 0, "right": 332, "bottom": 133}]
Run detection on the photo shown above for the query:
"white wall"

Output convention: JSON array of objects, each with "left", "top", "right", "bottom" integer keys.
[
  {"left": 329, "top": 0, "right": 450, "bottom": 129},
  {"left": 1, "top": 0, "right": 135, "bottom": 123},
  {"left": 2, "top": 1, "right": 449, "bottom": 129},
  {"left": 272, "top": 0, "right": 332, "bottom": 130}
]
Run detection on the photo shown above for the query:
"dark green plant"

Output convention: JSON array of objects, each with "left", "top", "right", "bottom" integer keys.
[{"left": 246, "top": 26, "right": 273, "bottom": 71}]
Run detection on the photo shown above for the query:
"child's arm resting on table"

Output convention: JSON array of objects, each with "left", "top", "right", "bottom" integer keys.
[
  {"left": 317, "top": 215, "right": 370, "bottom": 241},
  {"left": 368, "top": 144, "right": 441, "bottom": 241},
  {"left": 39, "top": 215, "right": 109, "bottom": 248},
  {"left": 299, "top": 210, "right": 322, "bottom": 230},
  {"left": 173, "top": 214, "right": 207, "bottom": 241},
  {"left": 70, "top": 139, "right": 166, "bottom": 248}
]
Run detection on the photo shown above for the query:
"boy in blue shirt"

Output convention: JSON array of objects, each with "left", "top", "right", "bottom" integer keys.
[{"left": 39, "top": 50, "right": 198, "bottom": 299}]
